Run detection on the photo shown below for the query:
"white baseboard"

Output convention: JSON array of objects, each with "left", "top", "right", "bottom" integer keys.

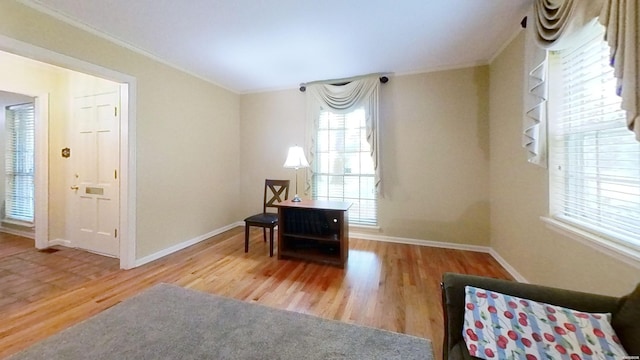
[
  {"left": 0, "top": 226, "right": 35, "bottom": 239},
  {"left": 134, "top": 222, "right": 244, "bottom": 267},
  {"left": 49, "top": 238, "right": 72, "bottom": 247},
  {"left": 351, "top": 231, "right": 527, "bottom": 282},
  {"left": 350, "top": 231, "right": 492, "bottom": 253},
  {"left": 488, "top": 248, "right": 529, "bottom": 283}
]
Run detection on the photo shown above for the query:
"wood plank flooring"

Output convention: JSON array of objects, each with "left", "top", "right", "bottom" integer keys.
[
  {"left": 0, "top": 233, "right": 120, "bottom": 314},
  {"left": 0, "top": 228, "right": 513, "bottom": 359}
]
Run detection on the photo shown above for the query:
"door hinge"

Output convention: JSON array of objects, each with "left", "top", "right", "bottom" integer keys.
[
  {"left": 115, "top": 229, "right": 117, "bottom": 238},
  {"left": 114, "top": 107, "right": 118, "bottom": 116},
  {"left": 114, "top": 169, "right": 118, "bottom": 179}
]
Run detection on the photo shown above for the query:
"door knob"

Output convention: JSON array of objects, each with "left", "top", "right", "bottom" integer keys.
[{"left": 70, "top": 185, "right": 79, "bottom": 190}]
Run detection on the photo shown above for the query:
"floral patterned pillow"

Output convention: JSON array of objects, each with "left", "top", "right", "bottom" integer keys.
[{"left": 463, "top": 286, "right": 628, "bottom": 360}]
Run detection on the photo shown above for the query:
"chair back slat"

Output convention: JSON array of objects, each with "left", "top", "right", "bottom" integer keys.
[{"left": 264, "top": 179, "right": 290, "bottom": 213}]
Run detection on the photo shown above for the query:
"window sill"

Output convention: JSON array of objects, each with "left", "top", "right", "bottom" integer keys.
[
  {"left": 2, "top": 218, "right": 35, "bottom": 228},
  {"left": 540, "top": 216, "right": 640, "bottom": 268}
]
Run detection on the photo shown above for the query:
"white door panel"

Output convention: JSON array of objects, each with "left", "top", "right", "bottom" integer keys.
[{"left": 72, "top": 92, "right": 120, "bottom": 257}]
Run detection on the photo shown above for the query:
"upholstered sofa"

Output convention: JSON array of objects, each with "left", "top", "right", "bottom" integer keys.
[{"left": 441, "top": 272, "right": 639, "bottom": 360}]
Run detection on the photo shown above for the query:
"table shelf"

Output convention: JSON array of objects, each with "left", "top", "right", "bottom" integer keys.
[{"left": 281, "top": 232, "right": 340, "bottom": 243}]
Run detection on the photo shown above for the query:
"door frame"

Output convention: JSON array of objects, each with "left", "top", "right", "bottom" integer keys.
[{"left": 0, "top": 34, "right": 137, "bottom": 269}]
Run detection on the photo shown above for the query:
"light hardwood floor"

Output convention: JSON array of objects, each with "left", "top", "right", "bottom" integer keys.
[{"left": 0, "top": 228, "right": 513, "bottom": 359}]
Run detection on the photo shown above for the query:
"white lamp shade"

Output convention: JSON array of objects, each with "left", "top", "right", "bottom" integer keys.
[{"left": 283, "top": 146, "right": 310, "bottom": 169}]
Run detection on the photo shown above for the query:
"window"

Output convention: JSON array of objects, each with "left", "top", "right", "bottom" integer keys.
[
  {"left": 548, "top": 23, "right": 640, "bottom": 254},
  {"left": 313, "top": 108, "right": 377, "bottom": 225},
  {"left": 5, "top": 102, "right": 35, "bottom": 224}
]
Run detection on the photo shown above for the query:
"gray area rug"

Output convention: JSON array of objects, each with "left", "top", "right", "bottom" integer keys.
[{"left": 9, "top": 283, "right": 433, "bottom": 359}]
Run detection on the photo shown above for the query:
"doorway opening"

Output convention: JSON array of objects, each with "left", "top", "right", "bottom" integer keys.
[{"left": 0, "top": 35, "right": 135, "bottom": 269}]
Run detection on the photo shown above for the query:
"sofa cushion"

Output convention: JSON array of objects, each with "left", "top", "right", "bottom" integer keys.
[
  {"left": 463, "top": 286, "right": 628, "bottom": 359},
  {"left": 612, "top": 284, "right": 640, "bottom": 356}
]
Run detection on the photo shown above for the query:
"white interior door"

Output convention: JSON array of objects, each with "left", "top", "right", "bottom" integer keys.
[{"left": 71, "top": 91, "right": 120, "bottom": 257}]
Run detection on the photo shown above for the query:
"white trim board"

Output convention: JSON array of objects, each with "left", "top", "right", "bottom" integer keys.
[
  {"left": 488, "top": 248, "right": 529, "bottom": 283},
  {"left": 350, "top": 231, "right": 528, "bottom": 282},
  {"left": 541, "top": 216, "right": 640, "bottom": 270},
  {"left": 350, "top": 231, "right": 491, "bottom": 253},
  {"left": 134, "top": 222, "right": 244, "bottom": 267}
]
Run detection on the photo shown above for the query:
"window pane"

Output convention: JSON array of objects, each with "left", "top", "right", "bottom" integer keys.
[
  {"left": 345, "top": 128, "right": 360, "bottom": 152},
  {"left": 316, "top": 152, "right": 330, "bottom": 173},
  {"left": 344, "top": 153, "right": 359, "bottom": 175},
  {"left": 548, "top": 23, "right": 640, "bottom": 250},
  {"left": 360, "top": 153, "right": 374, "bottom": 174},
  {"left": 328, "top": 175, "right": 344, "bottom": 197},
  {"left": 5, "top": 102, "right": 35, "bottom": 223},
  {"left": 360, "top": 176, "right": 375, "bottom": 200},
  {"left": 328, "top": 153, "right": 344, "bottom": 175},
  {"left": 314, "top": 174, "right": 328, "bottom": 197},
  {"left": 329, "top": 129, "right": 344, "bottom": 152},
  {"left": 318, "top": 111, "right": 329, "bottom": 129},
  {"left": 313, "top": 107, "right": 377, "bottom": 225},
  {"left": 329, "top": 113, "right": 344, "bottom": 129},
  {"left": 317, "top": 129, "right": 329, "bottom": 152}
]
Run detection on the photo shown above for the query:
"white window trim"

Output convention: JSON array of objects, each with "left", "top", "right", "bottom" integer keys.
[
  {"left": 543, "top": 22, "right": 640, "bottom": 269},
  {"left": 5, "top": 102, "right": 35, "bottom": 224},
  {"left": 541, "top": 216, "right": 640, "bottom": 269},
  {"left": 1, "top": 218, "right": 35, "bottom": 228}
]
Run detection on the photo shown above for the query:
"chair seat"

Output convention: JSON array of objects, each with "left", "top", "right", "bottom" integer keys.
[{"left": 244, "top": 213, "right": 278, "bottom": 226}]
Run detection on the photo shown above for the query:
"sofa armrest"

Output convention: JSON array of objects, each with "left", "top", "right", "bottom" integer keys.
[{"left": 441, "top": 272, "right": 620, "bottom": 360}]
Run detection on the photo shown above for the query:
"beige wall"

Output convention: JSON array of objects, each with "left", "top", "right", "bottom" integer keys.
[
  {"left": 0, "top": 1, "right": 241, "bottom": 259},
  {"left": 239, "top": 89, "right": 306, "bottom": 217},
  {"left": 489, "top": 31, "right": 639, "bottom": 296},
  {"left": 241, "top": 67, "right": 491, "bottom": 246},
  {"left": 377, "top": 68, "right": 490, "bottom": 245}
]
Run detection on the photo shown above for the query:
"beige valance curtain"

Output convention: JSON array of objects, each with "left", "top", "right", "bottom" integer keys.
[
  {"left": 304, "top": 75, "right": 381, "bottom": 195},
  {"left": 532, "top": 0, "right": 604, "bottom": 49},
  {"left": 527, "top": 0, "right": 640, "bottom": 144}
]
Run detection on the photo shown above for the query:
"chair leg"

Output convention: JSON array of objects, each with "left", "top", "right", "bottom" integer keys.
[
  {"left": 245, "top": 225, "right": 249, "bottom": 253},
  {"left": 269, "top": 227, "right": 274, "bottom": 257},
  {"left": 263, "top": 228, "right": 267, "bottom": 242}
]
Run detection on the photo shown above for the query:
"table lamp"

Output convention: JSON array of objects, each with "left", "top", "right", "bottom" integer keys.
[{"left": 283, "top": 146, "right": 309, "bottom": 202}]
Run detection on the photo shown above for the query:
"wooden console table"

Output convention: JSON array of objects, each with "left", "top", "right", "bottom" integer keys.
[{"left": 276, "top": 200, "right": 351, "bottom": 267}]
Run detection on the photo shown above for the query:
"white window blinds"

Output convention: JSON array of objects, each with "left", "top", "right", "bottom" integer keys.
[
  {"left": 313, "top": 108, "right": 377, "bottom": 226},
  {"left": 548, "top": 24, "right": 640, "bottom": 251},
  {"left": 5, "top": 103, "right": 35, "bottom": 223}
]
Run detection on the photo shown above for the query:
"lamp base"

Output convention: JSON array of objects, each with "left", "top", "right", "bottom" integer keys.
[{"left": 291, "top": 194, "right": 302, "bottom": 202}]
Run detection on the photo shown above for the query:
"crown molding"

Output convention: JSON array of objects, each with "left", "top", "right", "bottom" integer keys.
[{"left": 17, "top": 0, "right": 238, "bottom": 94}]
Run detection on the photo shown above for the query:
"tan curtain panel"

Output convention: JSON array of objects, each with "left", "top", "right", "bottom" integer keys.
[{"left": 599, "top": 0, "right": 640, "bottom": 141}]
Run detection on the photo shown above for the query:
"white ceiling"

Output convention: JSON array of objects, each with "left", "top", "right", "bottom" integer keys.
[{"left": 25, "top": 0, "right": 532, "bottom": 93}]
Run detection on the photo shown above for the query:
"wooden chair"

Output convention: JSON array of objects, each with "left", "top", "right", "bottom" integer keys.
[{"left": 244, "top": 179, "right": 290, "bottom": 257}]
